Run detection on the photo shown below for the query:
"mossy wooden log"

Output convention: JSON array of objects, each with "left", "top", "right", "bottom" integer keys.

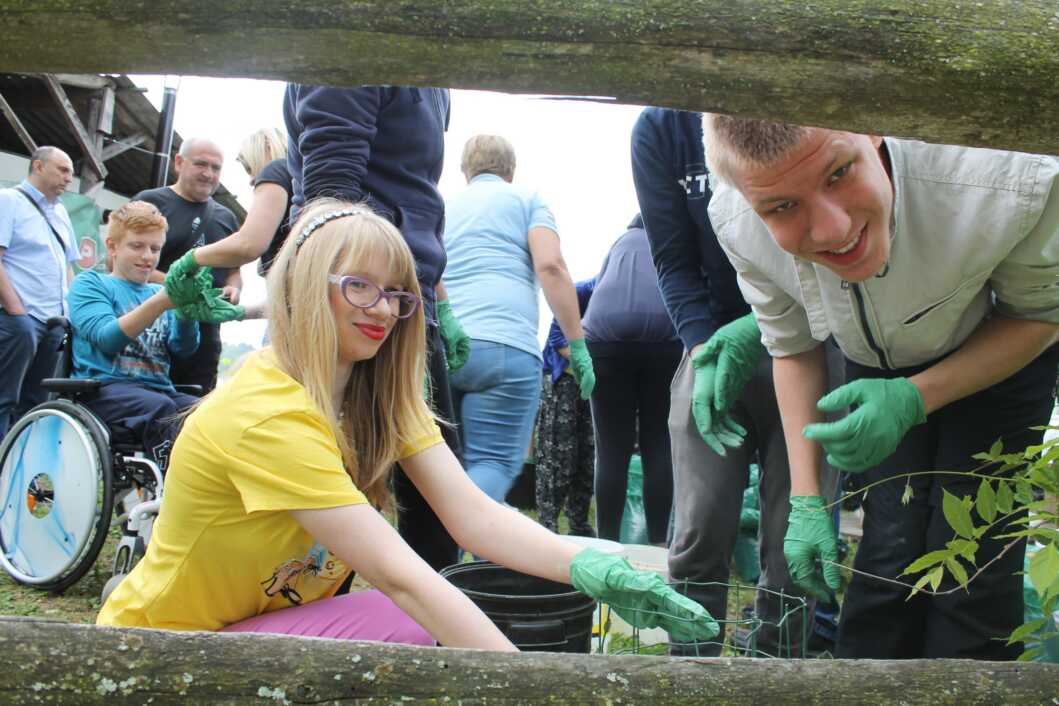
[
  {"left": 1, "top": 1, "right": 1057, "bottom": 154},
  {"left": 1, "top": 617, "right": 1058, "bottom": 705}
]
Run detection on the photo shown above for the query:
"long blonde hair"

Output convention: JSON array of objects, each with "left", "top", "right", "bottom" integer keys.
[
  {"left": 237, "top": 128, "right": 288, "bottom": 179},
  {"left": 266, "top": 198, "right": 432, "bottom": 510}
]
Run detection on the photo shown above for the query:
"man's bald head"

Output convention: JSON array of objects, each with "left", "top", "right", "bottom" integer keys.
[{"left": 172, "top": 138, "right": 224, "bottom": 203}]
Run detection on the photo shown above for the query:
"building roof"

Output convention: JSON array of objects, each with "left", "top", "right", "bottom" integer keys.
[{"left": 0, "top": 73, "right": 245, "bottom": 218}]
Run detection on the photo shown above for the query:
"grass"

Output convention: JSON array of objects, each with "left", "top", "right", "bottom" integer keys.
[{"left": 0, "top": 498, "right": 860, "bottom": 646}]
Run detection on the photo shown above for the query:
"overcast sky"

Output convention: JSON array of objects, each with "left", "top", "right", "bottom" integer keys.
[{"left": 134, "top": 76, "right": 648, "bottom": 347}]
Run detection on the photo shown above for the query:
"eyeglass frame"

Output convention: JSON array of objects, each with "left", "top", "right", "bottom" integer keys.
[{"left": 327, "top": 274, "right": 421, "bottom": 319}]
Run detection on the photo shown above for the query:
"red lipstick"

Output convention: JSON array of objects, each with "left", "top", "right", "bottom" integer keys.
[{"left": 356, "top": 323, "right": 386, "bottom": 341}]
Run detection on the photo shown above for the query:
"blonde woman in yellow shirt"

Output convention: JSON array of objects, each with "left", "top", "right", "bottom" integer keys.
[{"left": 98, "top": 198, "right": 719, "bottom": 650}]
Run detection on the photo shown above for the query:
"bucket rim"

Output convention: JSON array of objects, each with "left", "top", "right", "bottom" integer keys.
[{"left": 439, "top": 560, "right": 592, "bottom": 603}]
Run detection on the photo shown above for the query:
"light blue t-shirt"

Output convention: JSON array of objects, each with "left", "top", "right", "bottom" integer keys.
[
  {"left": 443, "top": 174, "right": 558, "bottom": 359},
  {"left": 67, "top": 271, "right": 199, "bottom": 393},
  {"left": 0, "top": 180, "right": 79, "bottom": 322}
]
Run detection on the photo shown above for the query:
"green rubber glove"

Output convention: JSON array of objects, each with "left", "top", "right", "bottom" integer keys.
[
  {"left": 783, "top": 495, "right": 842, "bottom": 602},
  {"left": 436, "top": 299, "right": 470, "bottom": 374},
  {"left": 163, "top": 252, "right": 208, "bottom": 311},
  {"left": 690, "top": 314, "right": 763, "bottom": 454},
  {"left": 803, "top": 377, "right": 927, "bottom": 472},
  {"left": 569, "top": 548, "right": 719, "bottom": 644},
  {"left": 175, "top": 287, "right": 245, "bottom": 323},
  {"left": 567, "top": 338, "right": 595, "bottom": 399}
]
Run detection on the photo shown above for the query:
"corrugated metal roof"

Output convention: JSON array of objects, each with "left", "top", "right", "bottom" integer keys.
[{"left": 0, "top": 73, "right": 245, "bottom": 219}]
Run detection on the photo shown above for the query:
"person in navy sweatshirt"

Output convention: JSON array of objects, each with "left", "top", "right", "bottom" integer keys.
[
  {"left": 631, "top": 107, "right": 840, "bottom": 656},
  {"left": 283, "top": 84, "right": 469, "bottom": 572}
]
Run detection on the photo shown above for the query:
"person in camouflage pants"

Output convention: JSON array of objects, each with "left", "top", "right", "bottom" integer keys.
[
  {"left": 535, "top": 370, "right": 595, "bottom": 535},
  {"left": 535, "top": 278, "right": 596, "bottom": 535}
]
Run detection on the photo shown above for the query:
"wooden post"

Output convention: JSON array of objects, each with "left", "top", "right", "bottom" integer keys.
[
  {"left": 40, "top": 74, "right": 108, "bottom": 187},
  {"left": 0, "top": 90, "right": 36, "bottom": 153},
  {"left": 1, "top": 617, "right": 1057, "bottom": 705},
  {"left": 0, "top": 1, "right": 1056, "bottom": 154}
]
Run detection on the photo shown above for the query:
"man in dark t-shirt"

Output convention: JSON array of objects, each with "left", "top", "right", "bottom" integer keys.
[{"left": 134, "top": 137, "right": 241, "bottom": 393}]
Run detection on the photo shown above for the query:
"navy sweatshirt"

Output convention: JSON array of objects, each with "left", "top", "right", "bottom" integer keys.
[
  {"left": 283, "top": 84, "right": 450, "bottom": 317},
  {"left": 630, "top": 107, "right": 749, "bottom": 350}
]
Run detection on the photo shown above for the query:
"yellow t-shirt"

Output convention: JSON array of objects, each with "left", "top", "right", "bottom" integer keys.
[{"left": 97, "top": 350, "right": 442, "bottom": 631}]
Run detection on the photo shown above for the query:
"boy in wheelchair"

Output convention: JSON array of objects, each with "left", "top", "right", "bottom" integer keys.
[{"left": 67, "top": 201, "right": 200, "bottom": 472}]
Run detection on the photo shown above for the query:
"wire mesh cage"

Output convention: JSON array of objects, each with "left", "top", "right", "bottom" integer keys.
[{"left": 593, "top": 580, "right": 811, "bottom": 658}]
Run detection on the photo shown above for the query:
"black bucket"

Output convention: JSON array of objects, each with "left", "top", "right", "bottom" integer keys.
[{"left": 440, "top": 560, "right": 596, "bottom": 653}]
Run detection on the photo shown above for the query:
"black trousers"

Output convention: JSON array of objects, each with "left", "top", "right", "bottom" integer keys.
[
  {"left": 169, "top": 324, "right": 221, "bottom": 393},
  {"left": 588, "top": 341, "right": 682, "bottom": 544},
  {"left": 392, "top": 324, "right": 464, "bottom": 571},
  {"left": 836, "top": 344, "right": 1059, "bottom": 659}
]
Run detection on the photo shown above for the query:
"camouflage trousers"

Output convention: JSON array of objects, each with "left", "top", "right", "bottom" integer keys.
[{"left": 535, "top": 372, "right": 595, "bottom": 534}]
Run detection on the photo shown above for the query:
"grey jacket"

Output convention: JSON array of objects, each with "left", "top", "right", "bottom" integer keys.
[{"left": 709, "top": 138, "right": 1059, "bottom": 369}]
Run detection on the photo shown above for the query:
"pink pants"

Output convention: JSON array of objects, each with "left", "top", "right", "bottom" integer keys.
[{"left": 221, "top": 590, "right": 435, "bottom": 645}]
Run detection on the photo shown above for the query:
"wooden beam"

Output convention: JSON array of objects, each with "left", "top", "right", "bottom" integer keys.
[
  {"left": 101, "top": 134, "right": 147, "bottom": 161},
  {"left": 0, "top": 90, "right": 36, "bottom": 152},
  {"left": 40, "top": 74, "right": 107, "bottom": 181},
  {"left": 52, "top": 73, "right": 113, "bottom": 90},
  {"left": 0, "top": 1, "right": 1056, "bottom": 154}
]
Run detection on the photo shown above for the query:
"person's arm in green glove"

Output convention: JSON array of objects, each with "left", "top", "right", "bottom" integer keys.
[
  {"left": 783, "top": 495, "right": 841, "bottom": 602},
  {"left": 164, "top": 250, "right": 211, "bottom": 308},
  {"left": 569, "top": 548, "right": 719, "bottom": 644},
  {"left": 175, "top": 287, "right": 245, "bottom": 323},
  {"left": 435, "top": 284, "right": 470, "bottom": 374},
  {"left": 803, "top": 378, "right": 926, "bottom": 472},
  {"left": 566, "top": 338, "right": 595, "bottom": 399},
  {"left": 690, "top": 313, "right": 765, "bottom": 453}
]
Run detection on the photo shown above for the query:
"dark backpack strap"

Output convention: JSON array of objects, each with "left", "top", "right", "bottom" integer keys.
[{"left": 15, "top": 187, "right": 69, "bottom": 253}]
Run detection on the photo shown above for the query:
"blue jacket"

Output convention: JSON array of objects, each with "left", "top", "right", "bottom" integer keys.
[
  {"left": 630, "top": 107, "right": 749, "bottom": 350},
  {"left": 542, "top": 278, "right": 596, "bottom": 383},
  {"left": 283, "top": 84, "right": 451, "bottom": 318}
]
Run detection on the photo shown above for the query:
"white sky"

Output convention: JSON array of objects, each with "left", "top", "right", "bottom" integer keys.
[{"left": 133, "top": 76, "right": 647, "bottom": 347}]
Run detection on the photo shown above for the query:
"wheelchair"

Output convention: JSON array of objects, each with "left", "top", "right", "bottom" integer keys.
[{"left": 0, "top": 317, "right": 200, "bottom": 598}]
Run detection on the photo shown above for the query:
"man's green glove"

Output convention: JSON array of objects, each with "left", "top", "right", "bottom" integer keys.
[
  {"left": 802, "top": 377, "right": 926, "bottom": 472},
  {"left": 690, "top": 313, "right": 763, "bottom": 454},
  {"left": 570, "top": 548, "right": 719, "bottom": 644},
  {"left": 436, "top": 299, "right": 470, "bottom": 374},
  {"left": 164, "top": 250, "right": 209, "bottom": 308},
  {"left": 567, "top": 338, "right": 595, "bottom": 399},
  {"left": 783, "top": 495, "right": 842, "bottom": 602},
  {"left": 175, "top": 287, "right": 245, "bottom": 323}
]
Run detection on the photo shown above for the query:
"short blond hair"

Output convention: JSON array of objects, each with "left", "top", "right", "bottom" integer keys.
[
  {"left": 460, "top": 134, "right": 516, "bottom": 181},
  {"left": 237, "top": 128, "right": 288, "bottom": 178},
  {"left": 107, "top": 200, "right": 168, "bottom": 245},
  {"left": 703, "top": 114, "right": 810, "bottom": 184}
]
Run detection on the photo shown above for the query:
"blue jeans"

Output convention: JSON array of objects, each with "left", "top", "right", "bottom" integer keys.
[
  {"left": 449, "top": 340, "right": 541, "bottom": 502},
  {"left": 0, "top": 313, "right": 64, "bottom": 438}
]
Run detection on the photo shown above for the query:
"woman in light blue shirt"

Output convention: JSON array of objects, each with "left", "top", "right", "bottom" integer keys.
[{"left": 443, "top": 135, "right": 594, "bottom": 504}]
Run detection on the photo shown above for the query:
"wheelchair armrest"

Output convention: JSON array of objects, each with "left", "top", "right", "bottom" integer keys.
[
  {"left": 40, "top": 378, "right": 101, "bottom": 395},
  {"left": 175, "top": 384, "right": 204, "bottom": 397}
]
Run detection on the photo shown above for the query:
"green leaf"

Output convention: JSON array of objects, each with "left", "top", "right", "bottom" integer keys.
[
  {"left": 1018, "top": 647, "right": 1043, "bottom": 662},
  {"left": 942, "top": 489, "right": 975, "bottom": 539},
  {"left": 996, "top": 482, "right": 1015, "bottom": 514},
  {"left": 927, "top": 566, "right": 944, "bottom": 591},
  {"left": 901, "top": 482, "right": 914, "bottom": 506},
  {"left": 1015, "top": 480, "right": 1034, "bottom": 504},
  {"left": 908, "top": 572, "right": 932, "bottom": 600},
  {"left": 989, "top": 438, "right": 1003, "bottom": 456},
  {"left": 974, "top": 479, "right": 997, "bottom": 523},
  {"left": 947, "top": 539, "right": 979, "bottom": 564},
  {"left": 1006, "top": 618, "right": 1049, "bottom": 645},
  {"left": 901, "top": 549, "right": 951, "bottom": 576},
  {"left": 944, "top": 556, "right": 969, "bottom": 587},
  {"left": 1028, "top": 544, "right": 1059, "bottom": 600}
]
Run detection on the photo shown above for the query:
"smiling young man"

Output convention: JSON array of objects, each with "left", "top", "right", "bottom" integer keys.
[
  {"left": 67, "top": 201, "right": 200, "bottom": 472},
  {"left": 703, "top": 116, "right": 1059, "bottom": 659}
]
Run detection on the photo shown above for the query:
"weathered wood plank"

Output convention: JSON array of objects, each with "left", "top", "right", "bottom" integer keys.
[
  {"left": 0, "top": 1, "right": 1056, "bottom": 154},
  {"left": 1, "top": 617, "right": 1057, "bottom": 705}
]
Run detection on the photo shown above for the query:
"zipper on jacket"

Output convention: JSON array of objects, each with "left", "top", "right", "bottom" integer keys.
[{"left": 850, "top": 283, "right": 892, "bottom": 370}]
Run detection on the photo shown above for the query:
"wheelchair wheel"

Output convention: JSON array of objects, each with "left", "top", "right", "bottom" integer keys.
[{"left": 0, "top": 400, "right": 113, "bottom": 592}]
